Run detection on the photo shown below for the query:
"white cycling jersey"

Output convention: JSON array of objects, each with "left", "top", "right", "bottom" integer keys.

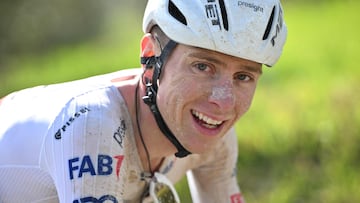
[{"left": 0, "top": 69, "right": 244, "bottom": 203}]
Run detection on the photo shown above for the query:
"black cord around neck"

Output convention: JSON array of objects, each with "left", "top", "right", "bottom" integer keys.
[{"left": 135, "top": 80, "right": 152, "bottom": 174}]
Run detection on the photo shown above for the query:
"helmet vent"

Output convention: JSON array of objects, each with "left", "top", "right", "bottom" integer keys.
[
  {"left": 168, "top": 0, "right": 187, "bottom": 25},
  {"left": 219, "top": 0, "right": 229, "bottom": 31},
  {"left": 262, "top": 6, "right": 275, "bottom": 40}
]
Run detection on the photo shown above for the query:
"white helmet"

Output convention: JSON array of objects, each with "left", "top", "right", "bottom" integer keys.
[{"left": 143, "top": 0, "right": 287, "bottom": 67}]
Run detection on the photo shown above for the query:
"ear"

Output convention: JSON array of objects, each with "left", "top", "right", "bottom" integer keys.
[
  {"left": 140, "top": 33, "right": 156, "bottom": 59},
  {"left": 140, "top": 33, "right": 157, "bottom": 80}
]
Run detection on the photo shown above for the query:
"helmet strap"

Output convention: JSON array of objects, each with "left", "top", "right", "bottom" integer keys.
[{"left": 140, "top": 40, "right": 191, "bottom": 158}]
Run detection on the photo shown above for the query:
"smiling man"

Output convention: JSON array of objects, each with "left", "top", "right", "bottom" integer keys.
[{"left": 0, "top": 0, "right": 287, "bottom": 202}]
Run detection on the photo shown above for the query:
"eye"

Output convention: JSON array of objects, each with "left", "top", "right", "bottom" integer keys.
[
  {"left": 235, "top": 73, "right": 252, "bottom": 82},
  {"left": 195, "top": 63, "right": 209, "bottom": 71}
]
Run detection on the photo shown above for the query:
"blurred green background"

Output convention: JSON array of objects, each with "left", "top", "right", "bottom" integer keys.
[{"left": 1, "top": 0, "right": 359, "bottom": 202}]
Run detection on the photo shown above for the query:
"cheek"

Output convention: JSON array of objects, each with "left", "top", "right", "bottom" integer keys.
[
  {"left": 157, "top": 77, "right": 195, "bottom": 119},
  {"left": 159, "top": 77, "right": 208, "bottom": 136},
  {"left": 236, "top": 87, "right": 257, "bottom": 117},
  {"left": 164, "top": 77, "right": 201, "bottom": 102},
  {"left": 156, "top": 78, "right": 198, "bottom": 143}
]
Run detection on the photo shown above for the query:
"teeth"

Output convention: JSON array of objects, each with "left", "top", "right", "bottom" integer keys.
[{"left": 192, "top": 110, "right": 223, "bottom": 126}]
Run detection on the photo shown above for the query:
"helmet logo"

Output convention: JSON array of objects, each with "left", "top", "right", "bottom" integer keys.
[
  {"left": 238, "top": 1, "right": 264, "bottom": 13},
  {"left": 271, "top": 5, "right": 284, "bottom": 46},
  {"left": 205, "top": 0, "right": 229, "bottom": 31}
]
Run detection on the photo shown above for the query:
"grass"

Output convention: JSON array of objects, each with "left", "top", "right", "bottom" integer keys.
[{"left": 1, "top": 1, "right": 359, "bottom": 202}]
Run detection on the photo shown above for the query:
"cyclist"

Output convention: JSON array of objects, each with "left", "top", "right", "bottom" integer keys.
[{"left": 0, "top": 0, "right": 287, "bottom": 202}]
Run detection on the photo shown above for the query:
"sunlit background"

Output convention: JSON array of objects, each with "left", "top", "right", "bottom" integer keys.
[{"left": 1, "top": 0, "right": 359, "bottom": 202}]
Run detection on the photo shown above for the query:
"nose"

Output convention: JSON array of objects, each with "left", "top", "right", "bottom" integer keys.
[{"left": 208, "top": 80, "right": 235, "bottom": 110}]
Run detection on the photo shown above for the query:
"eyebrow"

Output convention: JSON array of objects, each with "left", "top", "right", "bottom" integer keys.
[
  {"left": 188, "top": 52, "right": 225, "bottom": 65},
  {"left": 243, "top": 65, "right": 263, "bottom": 75},
  {"left": 188, "top": 52, "right": 263, "bottom": 74}
]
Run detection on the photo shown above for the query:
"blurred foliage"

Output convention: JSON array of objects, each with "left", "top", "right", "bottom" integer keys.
[
  {"left": 0, "top": 0, "right": 145, "bottom": 96},
  {"left": 0, "top": 1, "right": 359, "bottom": 203},
  {"left": 0, "top": 0, "right": 102, "bottom": 54},
  {"left": 0, "top": 0, "right": 145, "bottom": 72},
  {"left": 235, "top": 1, "right": 360, "bottom": 203}
]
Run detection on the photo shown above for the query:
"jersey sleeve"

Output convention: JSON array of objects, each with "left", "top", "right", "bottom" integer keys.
[
  {"left": 40, "top": 88, "right": 132, "bottom": 203},
  {"left": 187, "top": 127, "right": 245, "bottom": 203}
]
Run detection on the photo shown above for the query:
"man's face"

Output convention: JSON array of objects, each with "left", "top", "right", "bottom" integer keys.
[{"left": 156, "top": 44, "right": 262, "bottom": 154}]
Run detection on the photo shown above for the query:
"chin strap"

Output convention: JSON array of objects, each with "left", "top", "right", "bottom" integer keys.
[{"left": 140, "top": 40, "right": 191, "bottom": 158}]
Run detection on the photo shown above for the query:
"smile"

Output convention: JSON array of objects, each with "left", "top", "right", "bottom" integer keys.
[{"left": 191, "top": 110, "right": 224, "bottom": 129}]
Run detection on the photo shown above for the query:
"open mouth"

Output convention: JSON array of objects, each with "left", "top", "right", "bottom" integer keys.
[{"left": 191, "top": 110, "right": 224, "bottom": 129}]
